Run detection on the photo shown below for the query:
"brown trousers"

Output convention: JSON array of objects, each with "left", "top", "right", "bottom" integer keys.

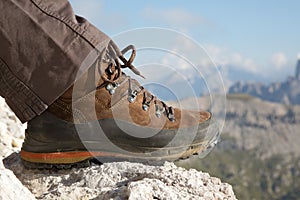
[{"left": 0, "top": 0, "right": 110, "bottom": 123}]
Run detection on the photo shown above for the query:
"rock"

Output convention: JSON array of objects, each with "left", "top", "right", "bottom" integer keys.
[
  {"left": 0, "top": 97, "right": 26, "bottom": 159},
  {"left": 3, "top": 153, "right": 237, "bottom": 200},
  {"left": 11, "top": 138, "right": 22, "bottom": 148},
  {"left": 223, "top": 95, "right": 300, "bottom": 159},
  {"left": 0, "top": 160, "right": 36, "bottom": 200}
]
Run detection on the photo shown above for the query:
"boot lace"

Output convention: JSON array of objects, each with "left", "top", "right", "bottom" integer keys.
[{"left": 97, "top": 41, "right": 175, "bottom": 122}]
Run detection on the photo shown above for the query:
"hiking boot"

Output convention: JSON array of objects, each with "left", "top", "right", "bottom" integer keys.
[{"left": 20, "top": 40, "right": 220, "bottom": 169}]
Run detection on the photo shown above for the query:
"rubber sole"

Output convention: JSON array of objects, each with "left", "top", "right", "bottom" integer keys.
[{"left": 20, "top": 140, "right": 214, "bottom": 169}]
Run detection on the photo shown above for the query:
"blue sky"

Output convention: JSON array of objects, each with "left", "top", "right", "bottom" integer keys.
[{"left": 70, "top": 0, "right": 300, "bottom": 83}]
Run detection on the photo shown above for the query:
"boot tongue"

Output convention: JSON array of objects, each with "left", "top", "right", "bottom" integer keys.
[
  {"left": 61, "top": 61, "right": 108, "bottom": 101},
  {"left": 58, "top": 61, "right": 102, "bottom": 101}
]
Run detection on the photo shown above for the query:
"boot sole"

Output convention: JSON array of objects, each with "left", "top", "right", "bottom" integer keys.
[{"left": 20, "top": 139, "right": 216, "bottom": 169}]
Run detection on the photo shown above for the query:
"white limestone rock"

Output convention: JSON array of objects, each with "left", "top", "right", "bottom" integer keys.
[
  {"left": 0, "top": 160, "right": 35, "bottom": 200},
  {"left": 4, "top": 153, "right": 237, "bottom": 200}
]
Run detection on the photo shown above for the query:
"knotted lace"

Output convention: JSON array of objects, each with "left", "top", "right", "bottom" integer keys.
[{"left": 97, "top": 40, "right": 175, "bottom": 122}]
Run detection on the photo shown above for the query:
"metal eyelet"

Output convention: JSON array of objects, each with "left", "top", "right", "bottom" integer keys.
[
  {"left": 168, "top": 113, "right": 175, "bottom": 122},
  {"left": 109, "top": 89, "right": 115, "bottom": 95},
  {"left": 156, "top": 111, "right": 162, "bottom": 118},
  {"left": 128, "top": 91, "right": 138, "bottom": 103},
  {"left": 155, "top": 104, "right": 163, "bottom": 118},
  {"left": 167, "top": 107, "right": 175, "bottom": 122},
  {"left": 142, "top": 104, "right": 149, "bottom": 111},
  {"left": 106, "top": 83, "right": 114, "bottom": 90},
  {"left": 106, "top": 83, "right": 119, "bottom": 95}
]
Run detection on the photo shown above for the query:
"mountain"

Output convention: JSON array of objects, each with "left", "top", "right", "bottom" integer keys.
[
  {"left": 177, "top": 94, "right": 300, "bottom": 200},
  {"left": 229, "top": 60, "right": 300, "bottom": 105}
]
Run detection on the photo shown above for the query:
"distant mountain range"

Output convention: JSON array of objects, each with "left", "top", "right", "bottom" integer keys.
[
  {"left": 177, "top": 94, "right": 300, "bottom": 199},
  {"left": 229, "top": 60, "right": 300, "bottom": 105}
]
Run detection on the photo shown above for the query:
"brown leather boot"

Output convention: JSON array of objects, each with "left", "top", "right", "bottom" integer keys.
[{"left": 20, "top": 40, "right": 219, "bottom": 168}]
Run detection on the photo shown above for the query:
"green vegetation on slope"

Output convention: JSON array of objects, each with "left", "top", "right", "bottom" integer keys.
[{"left": 176, "top": 137, "right": 300, "bottom": 200}]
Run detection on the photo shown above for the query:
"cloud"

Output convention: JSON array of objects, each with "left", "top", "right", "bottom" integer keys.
[
  {"left": 271, "top": 52, "right": 287, "bottom": 70},
  {"left": 297, "top": 53, "right": 300, "bottom": 60},
  {"left": 204, "top": 44, "right": 258, "bottom": 73},
  {"left": 151, "top": 38, "right": 263, "bottom": 90},
  {"left": 142, "top": 7, "right": 210, "bottom": 28}
]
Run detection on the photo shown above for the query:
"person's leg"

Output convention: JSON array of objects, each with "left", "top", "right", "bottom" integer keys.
[{"left": 0, "top": 0, "right": 109, "bottom": 123}]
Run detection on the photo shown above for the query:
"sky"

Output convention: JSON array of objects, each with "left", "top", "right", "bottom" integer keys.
[{"left": 69, "top": 0, "right": 300, "bottom": 83}]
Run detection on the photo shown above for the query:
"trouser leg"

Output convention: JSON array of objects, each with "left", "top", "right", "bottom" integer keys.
[{"left": 0, "top": 0, "right": 110, "bottom": 123}]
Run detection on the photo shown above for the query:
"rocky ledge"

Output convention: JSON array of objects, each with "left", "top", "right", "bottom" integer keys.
[{"left": 3, "top": 153, "right": 236, "bottom": 200}]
